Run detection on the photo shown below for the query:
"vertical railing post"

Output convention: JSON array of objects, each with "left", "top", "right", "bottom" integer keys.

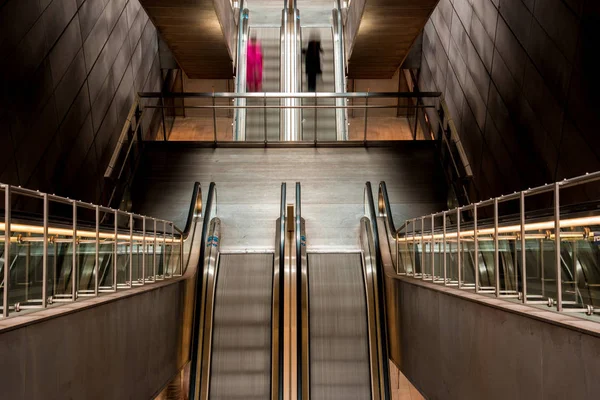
[
  {"left": 554, "top": 182, "right": 562, "bottom": 311},
  {"left": 53, "top": 243, "right": 58, "bottom": 299},
  {"left": 443, "top": 211, "right": 447, "bottom": 285},
  {"left": 541, "top": 238, "right": 545, "bottom": 298},
  {"left": 494, "top": 198, "right": 499, "bottom": 297},
  {"left": 72, "top": 202, "right": 77, "bottom": 301},
  {"left": 163, "top": 220, "right": 167, "bottom": 278},
  {"left": 113, "top": 209, "right": 118, "bottom": 291},
  {"left": 160, "top": 94, "right": 168, "bottom": 141},
  {"left": 457, "top": 208, "right": 462, "bottom": 288},
  {"left": 129, "top": 213, "right": 133, "bottom": 287},
  {"left": 3, "top": 185, "right": 10, "bottom": 317},
  {"left": 212, "top": 89, "right": 217, "bottom": 144},
  {"left": 431, "top": 214, "right": 435, "bottom": 280},
  {"left": 420, "top": 217, "right": 425, "bottom": 279},
  {"left": 411, "top": 218, "right": 416, "bottom": 276},
  {"left": 264, "top": 93, "right": 268, "bottom": 145},
  {"left": 314, "top": 92, "right": 318, "bottom": 143},
  {"left": 474, "top": 203, "right": 478, "bottom": 293},
  {"left": 42, "top": 193, "right": 48, "bottom": 308},
  {"left": 142, "top": 216, "right": 146, "bottom": 285},
  {"left": 179, "top": 235, "right": 184, "bottom": 276},
  {"left": 520, "top": 192, "right": 526, "bottom": 303},
  {"left": 95, "top": 205, "right": 100, "bottom": 296},
  {"left": 171, "top": 223, "right": 175, "bottom": 277},
  {"left": 363, "top": 91, "right": 369, "bottom": 144},
  {"left": 153, "top": 218, "right": 157, "bottom": 281}
]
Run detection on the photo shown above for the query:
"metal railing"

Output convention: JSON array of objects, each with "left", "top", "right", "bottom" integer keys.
[
  {"left": 0, "top": 182, "right": 202, "bottom": 319},
  {"left": 402, "top": 69, "right": 473, "bottom": 205},
  {"left": 382, "top": 171, "right": 600, "bottom": 319},
  {"left": 103, "top": 97, "right": 145, "bottom": 208},
  {"left": 137, "top": 91, "right": 441, "bottom": 144}
]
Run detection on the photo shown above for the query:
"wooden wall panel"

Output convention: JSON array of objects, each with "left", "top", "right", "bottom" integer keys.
[
  {"left": 348, "top": 0, "right": 439, "bottom": 78},
  {"left": 139, "top": 0, "right": 234, "bottom": 79}
]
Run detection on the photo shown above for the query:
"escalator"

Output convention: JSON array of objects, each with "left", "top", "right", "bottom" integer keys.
[
  {"left": 307, "top": 253, "right": 372, "bottom": 399},
  {"left": 190, "top": 183, "right": 282, "bottom": 400},
  {"left": 298, "top": 183, "right": 390, "bottom": 400},
  {"left": 204, "top": 253, "right": 274, "bottom": 399},
  {"left": 190, "top": 182, "right": 391, "bottom": 400},
  {"left": 234, "top": 0, "right": 347, "bottom": 142},
  {"left": 245, "top": 26, "right": 281, "bottom": 141}
]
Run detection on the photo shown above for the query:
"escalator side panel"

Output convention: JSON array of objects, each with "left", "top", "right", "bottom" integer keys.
[
  {"left": 209, "top": 253, "right": 274, "bottom": 400},
  {"left": 308, "top": 253, "right": 371, "bottom": 400}
]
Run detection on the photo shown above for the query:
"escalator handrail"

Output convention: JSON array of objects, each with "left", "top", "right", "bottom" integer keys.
[
  {"left": 189, "top": 182, "right": 217, "bottom": 400},
  {"left": 378, "top": 181, "right": 396, "bottom": 235},
  {"left": 182, "top": 182, "right": 203, "bottom": 238},
  {"left": 295, "top": 182, "right": 302, "bottom": 400},
  {"left": 364, "top": 182, "right": 391, "bottom": 400},
  {"left": 278, "top": 182, "right": 286, "bottom": 400}
]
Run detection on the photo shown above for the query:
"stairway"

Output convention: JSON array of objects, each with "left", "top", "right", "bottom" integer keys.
[
  {"left": 301, "top": 27, "right": 336, "bottom": 141},
  {"left": 245, "top": 26, "right": 281, "bottom": 141}
]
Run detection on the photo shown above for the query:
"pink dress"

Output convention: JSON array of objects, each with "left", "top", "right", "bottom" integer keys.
[{"left": 247, "top": 42, "right": 263, "bottom": 91}]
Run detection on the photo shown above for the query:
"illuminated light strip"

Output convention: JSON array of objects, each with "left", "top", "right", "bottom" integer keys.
[
  {"left": 399, "top": 215, "right": 600, "bottom": 242},
  {"left": 0, "top": 223, "right": 178, "bottom": 243}
]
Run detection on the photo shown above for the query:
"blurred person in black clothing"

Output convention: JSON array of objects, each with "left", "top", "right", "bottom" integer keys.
[{"left": 303, "top": 33, "right": 322, "bottom": 92}]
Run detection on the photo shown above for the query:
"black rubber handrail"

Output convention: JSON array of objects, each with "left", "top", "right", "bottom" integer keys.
[
  {"left": 189, "top": 182, "right": 216, "bottom": 400},
  {"left": 378, "top": 182, "right": 396, "bottom": 235},
  {"left": 365, "top": 182, "right": 391, "bottom": 400},
  {"left": 295, "top": 182, "right": 302, "bottom": 400},
  {"left": 278, "top": 183, "right": 286, "bottom": 400},
  {"left": 181, "top": 182, "right": 202, "bottom": 238}
]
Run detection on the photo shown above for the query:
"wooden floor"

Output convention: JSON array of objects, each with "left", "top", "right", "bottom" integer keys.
[
  {"left": 131, "top": 144, "right": 447, "bottom": 250},
  {"left": 164, "top": 116, "right": 417, "bottom": 141}
]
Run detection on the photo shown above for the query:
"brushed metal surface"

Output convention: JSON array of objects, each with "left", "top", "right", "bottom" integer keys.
[
  {"left": 308, "top": 253, "right": 371, "bottom": 400},
  {"left": 208, "top": 253, "right": 274, "bottom": 400},
  {"left": 132, "top": 144, "right": 447, "bottom": 251}
]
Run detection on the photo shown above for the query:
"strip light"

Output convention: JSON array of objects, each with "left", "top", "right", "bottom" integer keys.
[
  {"left": 0, "top": 223, "right": 178, "bottom": 243},
  {"left": 399, "top": 215, "right": 600, "bottom": 242}
]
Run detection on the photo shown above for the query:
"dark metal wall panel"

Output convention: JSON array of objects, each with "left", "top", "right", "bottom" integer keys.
[
  {"left": 421, "top": 0, "right": 600, "bottom": 201},
  {"left": 0, "top": 0, "right": 163, "bottom": 204}
]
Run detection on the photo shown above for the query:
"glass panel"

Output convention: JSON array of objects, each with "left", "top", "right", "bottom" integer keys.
[
  {"left": 397, "top": 239, "right": 411, "bottom": 275},
  {"left": 348, "top": 96, "right": 367, "bottom": 141},
  {"left": 447, "top": 240, "right": 459, "bottom": 284}
]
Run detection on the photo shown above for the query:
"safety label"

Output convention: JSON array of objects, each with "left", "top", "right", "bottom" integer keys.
[{"left": 207, "top": 236, "right": 219, "bottom": 247}]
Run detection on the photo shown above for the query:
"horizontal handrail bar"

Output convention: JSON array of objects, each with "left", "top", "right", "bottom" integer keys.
[
  {"left": 143, "top": 104, "right": 437, "bottom": 110},
  {"left": 138, "top": 91, "right": 442, "bottom": 99},
  {"left": 396, "top": 171, "right": 600, "bottom": 235}
]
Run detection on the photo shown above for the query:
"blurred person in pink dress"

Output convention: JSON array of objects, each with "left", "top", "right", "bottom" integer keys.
[{"left": 247, "top": 35, "right": 263, "bottom": 92}]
